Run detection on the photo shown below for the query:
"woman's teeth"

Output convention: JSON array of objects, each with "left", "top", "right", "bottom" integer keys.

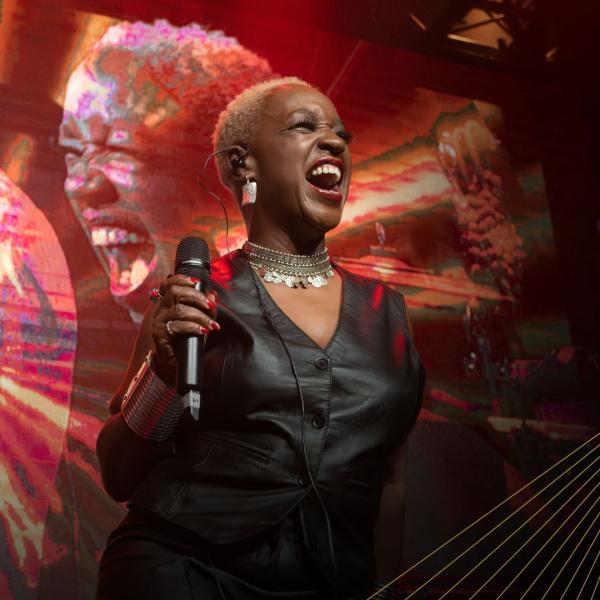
[
  {"left": 309, "top": 164, "right": 342, "bottom": 184},
  {"left": 91, "top": 227, "right": 144, "bottom": 246}
]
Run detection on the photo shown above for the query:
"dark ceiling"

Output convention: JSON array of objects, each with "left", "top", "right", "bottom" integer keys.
[{"left": 56, "top": 0, "right": 600, "bottom": 88}]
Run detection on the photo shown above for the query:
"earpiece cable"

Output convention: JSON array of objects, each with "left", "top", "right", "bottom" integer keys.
[
  {"left": 248, "top": 266, "right": 338, "bottom": 578},
  {"left": 198, "top": 148, "right": 232, "bottom": 256},
  {"left": 199, "top": 149, "right": 337, "bottom": 584}
]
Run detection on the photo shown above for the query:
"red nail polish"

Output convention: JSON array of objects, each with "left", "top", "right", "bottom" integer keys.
[
  {"left": 190, "top": 277, "right": 199, "bottom": 284},
  {"left": 207, "top": 299, "right": 217, "bottom": 310},
  {"left": 209, "top": 320, "right": 221, "bottom": 331},
  {"left": 198, "top": 325, "right": 209, "bottom": 334}
]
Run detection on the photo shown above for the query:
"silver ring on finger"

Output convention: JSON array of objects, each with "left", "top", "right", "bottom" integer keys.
[{"left": 166, "top": 320, "right": 175, "bottom": 337}]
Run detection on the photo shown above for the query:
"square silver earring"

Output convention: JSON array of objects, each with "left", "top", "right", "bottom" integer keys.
[{"left": 241, "top": 178, "right": 257, "bottom": 206}]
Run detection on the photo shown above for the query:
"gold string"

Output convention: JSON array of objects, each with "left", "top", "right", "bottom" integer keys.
[
  {"left": 434, "top": 459, "right": 600, "bottom": 600},
  {"left": 365, "top": 433, "right": 600, "bottom": 600},
  {"left": 537, "top": 503, "right": 600, "bottom": 598},
  {"left": 496, "top": 484, "right": 600, "bottom": 598},
  {"left": 565, "top": 527, "right": 600, "bottom": 600},
  {"left": 588, "top": 571, "right": 600, "bottom": 600},
  {"left": 402, "top": 446, "right": 600, "bottom": 600}
]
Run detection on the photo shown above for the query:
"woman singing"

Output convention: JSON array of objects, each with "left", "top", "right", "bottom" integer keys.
[{"left": 96, "top": 77, "right": 425, "bottom": 600}]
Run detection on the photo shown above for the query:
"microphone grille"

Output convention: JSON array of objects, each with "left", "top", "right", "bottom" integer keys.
[{"left": 175, "top": 236, "right": 211, "bottom": 282}]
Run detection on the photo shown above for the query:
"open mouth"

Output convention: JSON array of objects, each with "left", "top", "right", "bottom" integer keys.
[
  {"left": 83, "top": 209, "right": 157, "bottom": 297},
  {"left": 305, "top": 157, "right": 344, "bottom": 201}
]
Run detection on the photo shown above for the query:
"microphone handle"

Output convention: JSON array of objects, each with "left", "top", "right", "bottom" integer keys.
[
  {"left": 175, "top": 280, "right": 207, "bottom": 419},
  {"left": 175, "top": 337, "right": 203, "bottom": 392}
]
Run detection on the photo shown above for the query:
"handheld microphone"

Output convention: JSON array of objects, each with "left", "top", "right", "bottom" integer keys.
[{"left": 174, "top": 236, "right": 211, "bottom": 420}]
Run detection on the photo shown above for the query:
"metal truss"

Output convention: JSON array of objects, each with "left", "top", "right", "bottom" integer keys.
[{"left": 402, "top": 0, "right": 564, "bottom": 78}]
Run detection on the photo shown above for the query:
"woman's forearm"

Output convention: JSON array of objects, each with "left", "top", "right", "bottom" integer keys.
[{"left": 96, "top": 412, "right": 172, "bottom": 502}]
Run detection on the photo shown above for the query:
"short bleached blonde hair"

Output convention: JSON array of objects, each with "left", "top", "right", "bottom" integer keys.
[{"left": 213, "top": 76, "right": 311, "bottom": 198}]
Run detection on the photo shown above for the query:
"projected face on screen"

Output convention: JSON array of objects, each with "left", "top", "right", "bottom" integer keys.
[
  {"left": 59, "top": 81, "right": 195, "bottom": 316},
  {"left": 59, "top": 22, "right": 272, "bottom": 317}
]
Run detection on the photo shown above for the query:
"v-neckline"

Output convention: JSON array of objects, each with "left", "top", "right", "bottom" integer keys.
[{"left": 249, "top": 258, "right": 346, "bottom": 353}]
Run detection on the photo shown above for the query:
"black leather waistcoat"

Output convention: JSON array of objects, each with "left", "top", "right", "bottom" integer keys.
[{"left": 130, "top": 250, "right": 425, "bottom": 596}]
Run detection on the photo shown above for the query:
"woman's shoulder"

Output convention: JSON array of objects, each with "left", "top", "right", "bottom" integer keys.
[
  {"left": 336, "top": 263, "right": 406, "bottom": 304},
  {"left": 209, "top": 249, "right": 250, "bottom": 291},
  {"left": 336, "top": 264, "right": 411, "bottom": 332}
]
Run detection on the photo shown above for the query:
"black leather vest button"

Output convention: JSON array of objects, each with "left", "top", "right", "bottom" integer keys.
[
  {"left": 311, "top": 414, "right": 325, "bottom": 429},
  {"left": 314, "top": 357, "right": 330, "bottom": 370},
  {"left": 298, "top": 476, "right": 307, "bottom": 486}
]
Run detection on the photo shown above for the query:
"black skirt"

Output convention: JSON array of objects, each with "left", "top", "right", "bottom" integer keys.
[{"left": 96, "top": 505, "right": 335, "bottom": 600}]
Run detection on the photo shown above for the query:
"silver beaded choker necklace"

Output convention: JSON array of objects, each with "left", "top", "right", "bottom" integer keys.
[{"left": 242, "top": 240, "right": 335, "bottom": 288}]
